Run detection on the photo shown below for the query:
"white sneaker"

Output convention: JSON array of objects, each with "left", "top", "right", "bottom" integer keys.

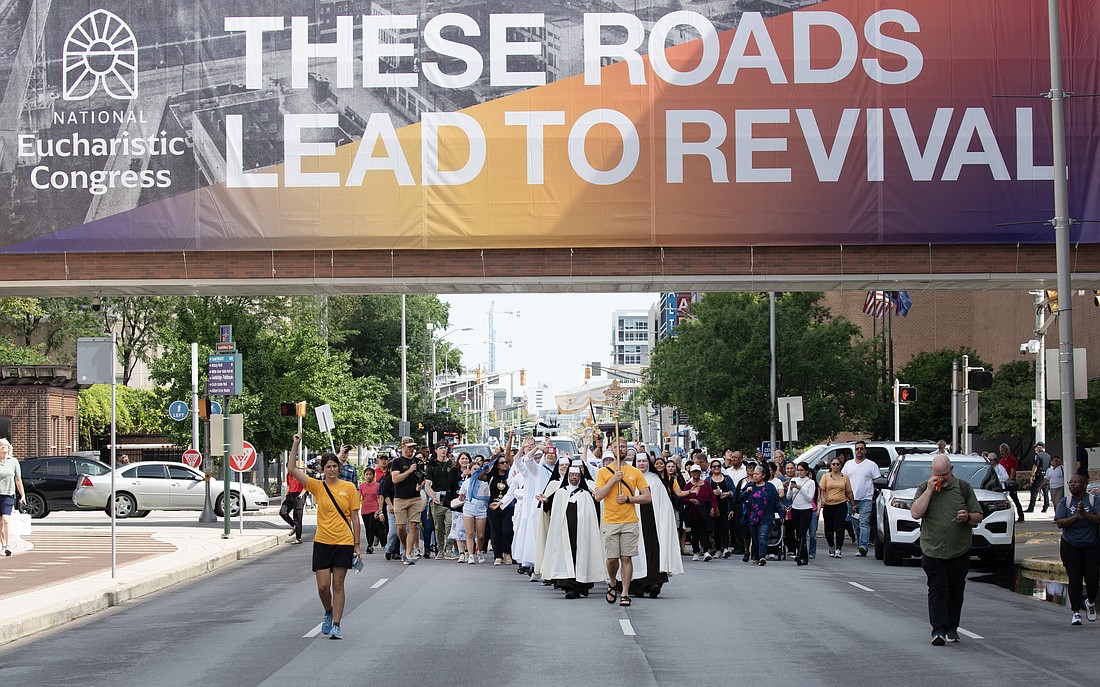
[
  {"left": 478, "top": 553, "right": 486, "bottom": 564},
  {"left": 468, "top": 555, "right": 476, "bottom": 565},
  {"left": 835, "top": 549, "right": 842, "bottom": 559},
  {"left": 703, "top": 552, "right": 713, "bottom": 562},
  {"left": 692, "top": 553, "right": 700, "bottom": 561},
  {"left": 1072, "top": 612, "right": 1083, "bottom": 626},
  {"left": 1086, "top": 600, "right": 1097, "bottom": 622},
  {"left": 458, "top": 553, "right": 466, "bottom": 563}
]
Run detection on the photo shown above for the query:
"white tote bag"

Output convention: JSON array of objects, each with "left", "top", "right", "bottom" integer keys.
[{"left": 9, "top": 511, "right": 31, "bottom": 537}]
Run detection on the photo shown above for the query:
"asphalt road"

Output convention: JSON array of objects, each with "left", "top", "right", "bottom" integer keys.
[{"left": 0, "top": 535, "right": 1093, "bottom": 686}]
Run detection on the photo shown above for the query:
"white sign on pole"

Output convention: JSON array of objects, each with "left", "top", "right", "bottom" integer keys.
[
  {"left": 315, "top": 404, "right": 335, "bottom": 433},
  {"left": 1045, "top": 348, "right": 1089, "bottom": 400},
  {"left": 777, "top": 396, "right": 804, "bottom": 442},
  {"left": 77, "top": 337, "right": 115, "bottom": 383}
]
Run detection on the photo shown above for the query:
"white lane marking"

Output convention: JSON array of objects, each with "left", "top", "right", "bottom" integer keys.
[
  {"left": 848, "top": 581, "right": 875, "bottom": 592},
  {"left": 620, "top": 619, "right": 636, "bottom": 636},
  {"left": 957, "top": 628, "right": 984, "bottom": 640},
  {"left": 303, "top": 624, "right": 323, "bottom": 638},
  {"left": 371, "top": 578, "right": 389, "bottom": 589}
]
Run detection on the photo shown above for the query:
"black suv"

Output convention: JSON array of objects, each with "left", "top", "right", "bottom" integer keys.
[{"left": 20, "top": 456, "right": 112, "bottom": 519}]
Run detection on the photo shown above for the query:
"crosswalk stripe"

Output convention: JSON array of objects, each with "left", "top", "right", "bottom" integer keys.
[
  {"left": 303, "top": 623, "right": 323, "bottom": 638},
  {"left": 370, "top": 578, "right": 388, "bottom": 589}
]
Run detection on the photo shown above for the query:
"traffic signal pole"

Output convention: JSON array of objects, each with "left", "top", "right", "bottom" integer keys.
[{"left": 893, "top": 378, "right": 901, "bottom": 442}]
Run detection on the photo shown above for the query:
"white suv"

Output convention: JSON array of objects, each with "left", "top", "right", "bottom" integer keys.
[
  {"left": 794, "top": 441, "right": 938, "bottom": 478},
  {"left": 873, "top": 453, "right": 1015, "bottom": 567}
]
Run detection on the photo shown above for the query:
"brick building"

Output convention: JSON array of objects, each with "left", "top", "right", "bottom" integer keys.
[{"left": 0, "top": 366, "right": 86, "bottom": 458}]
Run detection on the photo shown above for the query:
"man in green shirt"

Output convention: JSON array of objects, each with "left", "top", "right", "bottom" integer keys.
[{"left": 910, "top": 454, "right": 984, "bottom": 646}]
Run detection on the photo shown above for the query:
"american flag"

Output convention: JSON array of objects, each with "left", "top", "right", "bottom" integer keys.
[{"left": 862, "top": 291, "right": 889, "bottom": 317}]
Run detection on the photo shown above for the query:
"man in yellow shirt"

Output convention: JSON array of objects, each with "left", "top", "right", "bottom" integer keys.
[{"left": 594, "top": 437, "right": 652, "bottom": 607}]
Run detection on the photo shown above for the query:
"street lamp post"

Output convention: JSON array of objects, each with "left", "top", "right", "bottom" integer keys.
[{"left": 431, "top": 327, "right": 473, "bottom": 412}]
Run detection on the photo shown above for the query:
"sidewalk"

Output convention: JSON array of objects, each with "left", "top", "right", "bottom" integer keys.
[{"left": 0, "top": 509, "right": 290, "bottom": 647}]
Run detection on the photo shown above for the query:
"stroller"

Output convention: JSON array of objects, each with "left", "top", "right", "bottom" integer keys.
[{"left": 765, "top": 515, "right": 786, "bottom": 561}]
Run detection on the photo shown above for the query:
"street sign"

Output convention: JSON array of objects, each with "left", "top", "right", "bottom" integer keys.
[
  {"left": 181, "top": 448, "right": 203, "bottom": 468},
  {"left": 229, "top": 440, "right": 256, "bottom": 472},
  {"left": 215, "top": 342, "right": 236, "bottom": 352},
  {"left": 207, "top": 353, "right": 242, "bottom": 396},
  {"left": 168, "top": 400, "right": 189, "bottom": 421},
  {"left": 760, "top": 441, "right": 773, "bottom": 460},
  {"left": 777, "top": 396, "right": 804, "bottom": 442},
  {"left": 210, "top": 400, "right": 222, "bottom": 415}
]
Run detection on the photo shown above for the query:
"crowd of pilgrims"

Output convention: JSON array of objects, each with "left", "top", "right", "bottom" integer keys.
[{"left": 352, "top": 435, "right": 844, "bottom": 600}]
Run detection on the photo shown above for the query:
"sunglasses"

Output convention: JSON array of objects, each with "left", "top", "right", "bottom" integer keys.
[{"left": 830, "top": 462, "right": 841, "bottom": 466}]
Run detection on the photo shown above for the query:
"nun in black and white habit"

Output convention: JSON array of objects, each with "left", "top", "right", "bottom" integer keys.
[{"left": 539, "top": 461, "right": 606, "bottom": 599}]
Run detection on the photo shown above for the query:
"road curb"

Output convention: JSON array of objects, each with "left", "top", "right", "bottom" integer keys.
[
  {"left": 1020, "top": 556, "right": 1065, "bottom": 577},
  {"left": 0, "top": 532, "right": 283, "bottom": 647}
]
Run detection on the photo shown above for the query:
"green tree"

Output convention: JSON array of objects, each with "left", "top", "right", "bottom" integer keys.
[
  {"left": 895, "top": 348, "right": 988, "bottom": 442},
  {"left": 643, "top": 292, "right": 878, "bottom": 450},
  {"left": 105, "top": 296, "right": 178, "bottom": 385},
  {"left": 150, "top": 297, "right": 394, "bottom": 457},
  {"left": 1045, "top": 377, "right": 1100, "bottom": 448},
  {"left": 977, "top": 360, "right": 1035, "bottom": 453},
  {"left": 0, "top": 297, "right": 102, "bottom": 363},
  {"left": 78, "top": 385, "right": 163, "bottom": 449},
  {"left": 327, "top": 295, "right": 455, "bottom": 431}
]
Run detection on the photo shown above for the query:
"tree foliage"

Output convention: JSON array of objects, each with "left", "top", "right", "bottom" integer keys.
[
  {"left": 643, "top": 292, "right": 879, "bottom": 450},
  {"left": 895, "top": 348, "right": 988, "bottom": 442},
  {"left": 105, "top": 296, "right": 178, "bottom": 385},
  {"left": 149, "top": 297, "right": 395, "bottom": 457},
  {"left": 0, "top": 297, "right": 102, "bottom": 363},
  {"left": 78, "top": 385, "right": 162, "bottom": 448}
]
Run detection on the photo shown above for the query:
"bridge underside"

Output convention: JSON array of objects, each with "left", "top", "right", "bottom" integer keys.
[{"left": 2, "top": 244, "right": 1099, "bottom": 296}]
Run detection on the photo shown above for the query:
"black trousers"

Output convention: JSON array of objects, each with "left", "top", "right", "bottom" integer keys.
[
  {"left": 686, "top": 516, "right": 712, "bottom": 553},
  {"left": 488, "top": 504, "right": 514, "bottom": 558},
  {"left": 1060, "top": 539, "right": 1100, "bottom": 612},
  {"left": 922, "top": 553, "right": 970, "bottom": 634},
  {"left": 279, "top": 492, "right": 304, "bottom": 541},
  {"left": 791, "top": 508, "right": 813, "bottom": 563},
  {"left": 1028, "top": 480, "right": 1050, "bottom": 510},
  {"left": 822, "top": 503, "right": 848, "bottom": 550},
  {"left": 710, "top": 513, "right": 729, "bottom": 551},
  {"left": 363, "top": 512, "right": 385, "bottom": 548}
]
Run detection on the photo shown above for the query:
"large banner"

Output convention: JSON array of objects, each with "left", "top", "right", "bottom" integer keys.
[{"left": 0, "top": 0, "right": 1097, "bottom": 253}]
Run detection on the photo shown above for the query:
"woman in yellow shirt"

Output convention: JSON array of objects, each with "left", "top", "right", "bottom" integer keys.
[{"left": 289, "top": 433, "right": 361, "bottom": 640}]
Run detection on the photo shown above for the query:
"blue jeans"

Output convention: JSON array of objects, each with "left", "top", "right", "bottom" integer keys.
[
  {"left": 385, "top": 510, "right": 404, "bottom": 556},
  {"left": 855, "top": 499, "right": 872, "bottom": 549},
  {"left": 808, "top": 509, "right": 819, "bottom": 557},
  {"left": 748, "top": 521, "right": 771, "bottom": 561}
]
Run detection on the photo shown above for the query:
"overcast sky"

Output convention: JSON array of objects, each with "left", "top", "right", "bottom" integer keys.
[{"left": 439, "top": 293, "right": 658, "bottom": 394}]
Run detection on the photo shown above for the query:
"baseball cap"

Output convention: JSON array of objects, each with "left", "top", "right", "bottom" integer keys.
[
  {"left": 1035, "top": 441, "right": 1045, "bottom": 447},
  {"left": 688, "top": 464, "right": 703, "bottom": 472},
  {"left": 400, "top": 436, "right": 416, "bottom": 446}
]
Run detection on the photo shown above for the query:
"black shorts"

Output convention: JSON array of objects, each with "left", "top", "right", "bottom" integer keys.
[{"left": 312, "top": 542, "right": 354, "bottom": 571}]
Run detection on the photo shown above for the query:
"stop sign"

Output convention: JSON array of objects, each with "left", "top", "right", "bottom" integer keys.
[
  {"left": 229, "top": 440, "right": 256, "bottom": 472},
  {"left": 181, "top": 448, "right": 203, "bottom": 468}
]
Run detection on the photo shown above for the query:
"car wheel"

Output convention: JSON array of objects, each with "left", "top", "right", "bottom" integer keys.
[
  {"left": 111, "top": 492, "right": 138, "bottom": 519},
  {"left": 24, "top": 491, "right": 49, "bottom": 519},
  {"left": 133, "top": 510, "right": 151, "bottom": 518},
  {"left": 874, "top": 531, "right": 884, "bottom": 561},
  {"left": 883, "top": 523, "right": 903, "bottom": 567},
  {"left": 993, "top": 542, "right": 1016, "bottom": 568},
  {"left": 214, "top": 492, "right": 241, "bottom": 518}
]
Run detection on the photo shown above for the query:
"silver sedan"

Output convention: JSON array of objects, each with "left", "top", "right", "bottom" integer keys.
[{"left": 72, "top": 461, "right": 269, "bottom": 518}]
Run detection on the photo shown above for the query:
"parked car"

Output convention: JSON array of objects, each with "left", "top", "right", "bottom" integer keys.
[
  {"left": 20, "top": 456, "right": 113, "bottom": 519},
  {"left": 873, "top": 453, "right": 1015, "bottom": 567},
  {"left": 451, "top": 444, "right": 493, "bottom": 460},
  {"left": 794, "top": 440, "right": 938, "bottom": 479},
  {"left": 72, "top": 461, "right": 269, "bottom": 518}
]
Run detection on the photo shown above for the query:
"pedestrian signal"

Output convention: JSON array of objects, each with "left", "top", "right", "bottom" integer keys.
[
  {"left": 899, "top": 385, "right": 918, "bottom": 403},
  {"left": 280, "top": 402, "right": 297, "bottom": 416}
]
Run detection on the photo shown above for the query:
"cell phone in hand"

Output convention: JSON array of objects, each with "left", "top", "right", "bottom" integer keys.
[{"left": 351, "top": 554, "right": 364, "bottom": 573}]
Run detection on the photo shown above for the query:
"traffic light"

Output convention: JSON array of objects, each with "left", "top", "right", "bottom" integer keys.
[
  {"left": 476, "top": 367, "right": 483, "bottom": 385},
  {"left": 519, "top": 368, "right": 526, "bottom": 386},
  {"left": 280, "top": 402, "right": 296, "bottom": 416},
  {"left": 898, "top": 385, "right": 918, "bottom": 403},
  {"left": 584, "top": 365, "right": 591, "bottom": 381},
  {"left": 968, "top": 369, "right": 994, "bottom": 391},
  {"left": 1046, "top": 289, "right": 1059, "bottom": 313},
  {"left": 198, "top": 396, "right": 211, "bottom": 420},
  {"left": 296, "top": 401, "right": 307, "bottom": 417}
]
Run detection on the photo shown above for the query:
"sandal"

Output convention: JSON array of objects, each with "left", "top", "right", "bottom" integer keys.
[
  {"left": 605, "top": 586, "right": 618, "bottom": 604},
  {"left": 619, "top": 595, "right": 632, "bottom": 607}
]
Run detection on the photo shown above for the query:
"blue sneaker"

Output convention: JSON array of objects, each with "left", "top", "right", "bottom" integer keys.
[
  {"left": 329, "top": 624, "right": 343, "bottom": 640},
  {"left": 321, "top": 612, "right": 333, "bottom": 635}
]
